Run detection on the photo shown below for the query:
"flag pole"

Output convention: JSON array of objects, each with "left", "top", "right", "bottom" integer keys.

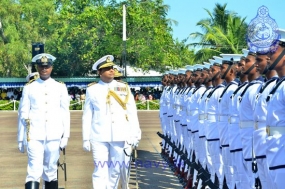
[{"left": 123, "top": 4, "right": 127, "bottom": 77}]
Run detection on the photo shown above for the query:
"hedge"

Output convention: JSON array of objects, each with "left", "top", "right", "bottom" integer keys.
[{"left": 0, "top": 100, "right": 160, "bottom": 111}]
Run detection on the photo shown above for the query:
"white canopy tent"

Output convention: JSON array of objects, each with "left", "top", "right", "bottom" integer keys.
[{"left": 125, "top": 65, "right": 162, "bottom": 76}]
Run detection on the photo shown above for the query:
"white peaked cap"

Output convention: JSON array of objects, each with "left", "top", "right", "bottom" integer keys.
[
  {"left": 92, "top": 55, "right": 115, "bottom": 70},
  {"left": 203, "top": 62, "right": 211, "bottom": 69},
  {"left": 195, "top": 64, "right": 204, "bottom": 71},
  {"left": 172, "top": 70, "right": 179, "bottom": 75},
  {"left": 26, "top": 72, "right": 39, "bottom": 82},
  {"left": 213, "top": 56, "right": 223, "bottom": 65},
  {"left": 276, "top": 28, "right": 285, "bottom": 42},
  {"left": 242, "top": 49, "right": 249, "bottom": 57},
  {"left": 209, "top": 59, "right": 215, "bottom": 65},
  {"left": 220, "top": 54, "right": 243, "bottom": 61},
  {"left": 185, "top": 65, "right": 194, "bottom": 71},
  {"left": 178, "top": 68, "right": 187, "bottom": 74},
  {"left": 113, "top": 65, "right": 124, "bottom": 72},
  {"left": 32, "top": 53, "right": 56, "bottom": 65}
]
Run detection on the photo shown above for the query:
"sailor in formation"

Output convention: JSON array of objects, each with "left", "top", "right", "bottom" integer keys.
[{"left": 158, "top": 27, "right": 285, "bottom": 189}]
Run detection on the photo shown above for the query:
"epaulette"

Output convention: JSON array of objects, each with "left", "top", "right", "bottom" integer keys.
[
  {"left": 25, "top": 79, "right": 35, "bottom": 86},
  {"left": 55, "top": 80, "right": 65, "bottom": 85},
  {"left": 117, "top": 80, "right": 128, "bottom": 85},
  {"left": 88, "top": 82, "right": 97, "bottom": 87}
]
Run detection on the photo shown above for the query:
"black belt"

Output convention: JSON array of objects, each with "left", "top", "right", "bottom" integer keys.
[
  {"left": 192, "top": 130, "right": 199, "bottom": 133},
  {"left": 174, "top": 120, "right": 180, "bottom": 122},
  {"left": 199, "top": 136, "right": 205, "bottom": 138},
  {"left": 168, "top": 115, "right": 173, "bottom": 117},
  {"left": 269, "top": 165, "right": 285, "bottom": 170},
  {"left": 230, "top": 148, "right": 242, "bottom": 153},
  {"left": 256, "top": 155, "right": 266, "bottom": 159},
  {"left": 181, "top": 124, "right": 187, "bottom": 127},
  {"left": 244, "top": 158, "right": 252, "bottom": 162},
  {"left": 207, "top": 138, "right": 219, "bottom": 142},
  {"left": 221, "top": 144, "right": 229, "bottom": 147}
]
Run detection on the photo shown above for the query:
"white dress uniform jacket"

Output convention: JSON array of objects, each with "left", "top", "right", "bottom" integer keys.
[
  {"left": 266, "top": 77, "right": 285, "bottom": 169},
  {"left": 218, "top": 81, "right": 238, "bottom": 146},
  {"left": 239, "top": 79, "right": 263, "bottom": 160},
  {"left": 82, "top": 80, "right": 140, "bottom": 142},
  {"left": 18, "top": 78, "right": 70, "bottom": 141}
]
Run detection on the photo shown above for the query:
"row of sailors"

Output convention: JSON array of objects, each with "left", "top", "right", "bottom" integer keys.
[{"left": 158, "top": 28, "right": 285, "bottom": 189}]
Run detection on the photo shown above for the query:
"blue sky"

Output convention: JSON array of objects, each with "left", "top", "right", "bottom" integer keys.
[{"left": 163, "top": 0, "right": 285, "bottom": 44}]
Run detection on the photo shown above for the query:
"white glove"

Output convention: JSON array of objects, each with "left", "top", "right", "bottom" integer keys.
[
  {"left": 133, "top": 139, "right": 140, "bottom": 147},
  {"left": 83, "top": 140, "right": 90, "bottom": 152},
  {"left": 18, "top": 141, "right": 24, "bottom": 153},
  {"left": 127, "top": 137, "right": 139, "bottom": 147},
  {"left": 59, "top": 137, "right": 68, "bottom": 150}
]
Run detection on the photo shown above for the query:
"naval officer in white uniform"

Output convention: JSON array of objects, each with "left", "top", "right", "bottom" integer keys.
[
  {"left": 18, "top": 53, "right": 70, "bottom": 189},
  {"left": 82, "top": 55, "right": 141, "bottom": 189},
  {"left": 266, "top": 28, "right": 285, "bottom": 189}
]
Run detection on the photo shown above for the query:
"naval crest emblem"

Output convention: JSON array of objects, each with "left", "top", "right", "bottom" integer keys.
[{"left": 246, "top": 5, "right": 280, "bottom": 54}]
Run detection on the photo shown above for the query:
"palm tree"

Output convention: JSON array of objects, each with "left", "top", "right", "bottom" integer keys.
[{"left": 188, "top": 3, "right": 248, "bottom": 63}]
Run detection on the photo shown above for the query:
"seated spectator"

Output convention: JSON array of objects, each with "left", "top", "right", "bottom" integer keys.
[
  {"left": 134, "top": 93, "right": 139, "bottom": 101},
  {"left": 1, "top": 89, "right": 7, "bottom": 100},
  {"left": 80, "top": 90, "right": 86, "bottom": 101}
]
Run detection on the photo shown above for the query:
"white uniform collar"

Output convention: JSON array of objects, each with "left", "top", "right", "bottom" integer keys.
[{"left": 99, "top": 79, "right": 116, "bottom": 86}]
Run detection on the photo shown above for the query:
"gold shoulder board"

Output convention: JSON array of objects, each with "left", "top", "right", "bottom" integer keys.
[
  {"left": 88, "top": 82, "right": 97, "bottom": 87},
  {"left": 117, "top": 80, "right": 128, "bottom": 85}
]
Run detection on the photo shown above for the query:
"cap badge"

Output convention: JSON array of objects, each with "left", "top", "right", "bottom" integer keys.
[{"left": 41, "top": 56, "right": 48, "bottom": 63}]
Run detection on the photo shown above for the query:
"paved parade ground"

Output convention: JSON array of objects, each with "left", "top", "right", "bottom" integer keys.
[{"left": 0, "top": 111, "right": 181, "bottom": 189}]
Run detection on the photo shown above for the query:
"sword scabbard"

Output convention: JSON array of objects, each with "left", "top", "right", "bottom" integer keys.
[{"left": 25, "top": 119, "right": 30, "bottom": 142}]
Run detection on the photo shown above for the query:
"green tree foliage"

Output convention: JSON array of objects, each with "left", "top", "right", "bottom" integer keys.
[
  {"left": 0, "top": 0, "right": 193, "bottom": 77},
  {"left": 0, "top": 1, "right": 248, "bottom": 77},
  {"left": 189, "top": 3, "right": 248, "bottom": 63},
  {"left": 0, "top": 0, "right": 57, "bottom": 77}
]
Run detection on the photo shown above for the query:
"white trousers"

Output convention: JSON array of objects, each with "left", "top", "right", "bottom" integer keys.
[
  {"left": 268, "top": 169, "right": 285, "bottom": 189},
  {"left": 230, "top": 151, "right": 251, "bottom": 189},
  {"left": 207, "top": 140, "right": 223, "bottom": 187},
  {"left": 222, "top": 147, "right": 234, "bottom": 189},
  {"left": 26, "top": 139, "right": 60, "bottom": 183},
  {"left": 91, "top": 141, "right": 125, "bottom": 189}
]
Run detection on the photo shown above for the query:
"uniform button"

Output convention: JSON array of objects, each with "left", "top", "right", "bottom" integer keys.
[
  {"left": 45, "top": 93, "right": 47, "bottom": 95},
  {"left": 112, "top": 121, "right": 114, "bottom": 123},
  {"left": 45, "top": 102, "right": 48, "bottom": 104},
  {"left": 46, "top": 120, "right": 48, "bottom": 122}
]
